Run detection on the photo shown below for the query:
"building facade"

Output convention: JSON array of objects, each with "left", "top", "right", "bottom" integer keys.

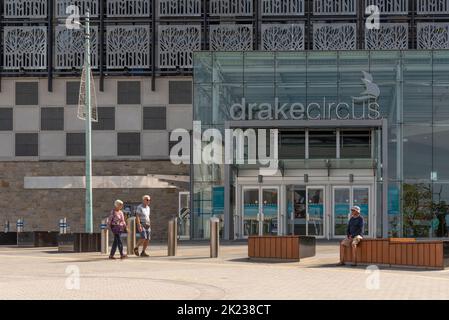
[{"left": 0, "top": 0, "right": 448, "bottom": 239}]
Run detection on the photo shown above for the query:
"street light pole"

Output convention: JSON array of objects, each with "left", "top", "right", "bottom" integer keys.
[{"left": 84, "top": 11, "right": 93, "bottom": 233}]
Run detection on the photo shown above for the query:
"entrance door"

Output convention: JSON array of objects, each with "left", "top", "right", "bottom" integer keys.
[
  {"left": 332, "top": 186, "right": 370, "bottom": 238},
  {"left": 242, "top": 186, "right": 280, "bottom": 237},
  {"left": 307, "top": 187, "right": 325, "bottom": 237}
]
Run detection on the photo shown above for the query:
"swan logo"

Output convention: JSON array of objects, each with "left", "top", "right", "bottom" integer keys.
[{"left": 353, "top": 71, "right": 380, "bottom": 102}]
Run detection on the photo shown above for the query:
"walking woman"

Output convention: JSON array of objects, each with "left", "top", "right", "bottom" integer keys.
[{"left": 108, "top": 199, "right": 127, "bottom": 260}]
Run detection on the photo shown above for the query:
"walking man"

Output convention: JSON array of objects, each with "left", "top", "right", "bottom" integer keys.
[
  {"left": 134, "top": 195, "right": 151, "bottom": 257},
  {"left": 338, "top": 206, "right": 364, "bottom": 266}
]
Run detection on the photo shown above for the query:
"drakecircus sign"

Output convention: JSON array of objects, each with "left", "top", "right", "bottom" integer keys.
[{"left": 229, "top": 98, "right": 382, "bottom": 121}]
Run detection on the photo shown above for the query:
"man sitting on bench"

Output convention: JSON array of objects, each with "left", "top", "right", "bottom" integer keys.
[{"left": 338, "top": 206, "right": 364, "bottom": 266}]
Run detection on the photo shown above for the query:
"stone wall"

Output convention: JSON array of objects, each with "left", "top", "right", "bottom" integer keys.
[{"left": 0, "top": 161, "right": 189, "bottom": 241}]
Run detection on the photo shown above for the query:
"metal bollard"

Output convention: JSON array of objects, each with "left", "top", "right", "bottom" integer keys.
[
  {"left": 16, "top": 218, "right": 24, "bottom": 233},
  {"left": 100, "top": 218, "right": 109, "bottom": 254},
  {"left": 210, "top": 217, "right": 220, "bottom": 258},
  {"left": 168, "top": 217, "right": 177, "bottom": 256},
  {"left": 126, "top": 217, "right": 136, "bottom": 255},
  {"left": 4, "top": 220, "right": 9, "bottom": 233}
]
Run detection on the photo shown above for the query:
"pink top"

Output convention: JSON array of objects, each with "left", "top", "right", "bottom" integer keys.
[{"left": 108, "top": 209, "right": 126, "bottom": 228}]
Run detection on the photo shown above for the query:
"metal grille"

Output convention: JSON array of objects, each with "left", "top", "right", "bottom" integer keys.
[
  {"left": 3, "top": 0, "right": 47, "bottom": 18},
  {"left": 365, "top": 0, "right": 408, "bottom": 14},
  {"left": 365, "top": 23, "right": 409, "bottom": 50},
  {"left": 3, "top": 27, "right": 47, "bottom": 70},
  {"left": 417, "top": 0, "right": 449, "bottom": 14},
  {"left": 313, "top": 23, "right": 356, "bottom": 50},
  {"left": 261, "top": 0, "right": 305, "bottom": 15},
  {"left": 417, "top": 23, "right": 449, "bottom": 49},
  {"left": 159, "top": 0, "right": 201, "bottom": 16},
  {"left": 107, "top": 25, "right": 150, "bottom": 69},
  {"left": 158, "top": 25, "right": 201, "bottom": 69},
  {"left": 55, "top": 26, "right": 98, "bottom": 69},
  {"left": 55, "top": 0, "right": 99, "bottom": 17}
]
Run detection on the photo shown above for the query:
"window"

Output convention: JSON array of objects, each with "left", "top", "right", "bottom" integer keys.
[
  {"left": 340, "top": 130, "right": 371, "bottom": 159},
  {"left": 66, "top": 81, "right": 80, "bottom": 105},
  {"left": 93, "top": 107, "right": 115, "bottom": 130},
  {"left": 117, "top": 81, "right": 141, "bottom": 105},
  {"left": 0, "top": 108, "right": 13, "bottom": 131},
  {"left": 66, "top": 133, "right": 85, "bottom": 156},
  {"left": 308, "top": 130, "right": 336, "bottom": 159},
  {"left": 15, "top": 133, "right": 38, "bottom": 156},
  {"left": 15, "top": 82, "right": 38, "bottom": 105},
  {"left": 169, "top": 81, "right": 192, "bottom": 104},
  {"left": 279, "top": 130, "right": 305, "bottom": 160},
  {"left": 118, "top": 132, "right": 140, "bottom": 156},
  {"left": 143, "top": 107, "right": 166, "bottom": 130},
  {"left": 41, "top": 107, "right": 64, "bottom": 131}
]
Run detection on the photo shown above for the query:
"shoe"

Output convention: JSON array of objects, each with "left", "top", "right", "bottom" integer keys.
[
  {"left": 140, "top": 251, "right": 149, "bottom": 257},
  {"left": 120, "top": 255, "right": 128, "bottom": 259},
  {"left": 109, "top": 256, "right": 116, "bottom": 260},
  {"left": 133, "top": 247, "right": 140, "bottom": 257},
  {"left": 336, "top": 262, "right": 345, "bottom": 266}
]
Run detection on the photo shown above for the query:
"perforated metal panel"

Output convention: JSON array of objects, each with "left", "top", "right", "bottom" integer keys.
[
  {"left": 143, "top": 107, "right": 167, "bottom": 130},
  {"left": 55, "top": 26, "right": 98, "bottom": 70},
  {"left": 55, "top": 0, "right": 99, "bottom": 17},
  {"left": 15, "top": 133, "right": 38, "bottom": 157},
  {"left": 365, "top": 23, "right": 409, "bottom": 50},
  {"left": 169, "top": 81, "right": 192, "bottom": 104},
  {"left": 0, "top": 109, "right": 13, "bottom": 131},
  {"left": 261, "top": 24, "right": 305, "bottom": 50},
  {"left": 117, "top": 81, "right": 141, "bottom": 105},
  {"left": 41, "top": 108, "right": 64, "bottom": 131},
  {"left": 261, "top": 0, "right": 304, "bottom": 16},
  {"left": 3, "top": 27, "right": 47, "bottom": 70},
  {"left": 92, "top": 107, "right": 115, "bottom": 130},
  {"left": 66, "top": 133, "right": 85, "bottom": 156},
  {"left": 15, "top": 82, "right": 39, "bottom": 105},
  {"left": 365, "top": 0, "right": 408, "bottom": 14},
  {"left": 417, "top": 23, "right": 449, "bottom": 49},
  {"left": 210, "top": 25, "right": 253, "bottom": 51},
  {"left": 210, "top": 0, "right": 253, "bottom": 16},
  {"left": 313, "top": 23, "right": 356, "bottom": 50},
  {"left": 3, "top": 0, "right": 47, "bottom": 18},
  {"left": 117, "top": 132, "right": 140, "bottom": 156},
  {"left": 66, "top": 82, "right": 81, "bottom": 105},
  {"left": 158, "top": 25, "right": 201, "bottom": 69},
  {"left": 107, "top": 25, "right": 150, "bottom": 69},
  {"left": 159, "top": 0, "right": 201, "bottom": 16},
  {"left": 106, "top": 0, "right": 151, "bottom": 17},
  {"left": 417, "top": 0, "right": 449, "bottom": 14},
  {"left": 313, "top": 0, "right": 356, "bottom": 15}
]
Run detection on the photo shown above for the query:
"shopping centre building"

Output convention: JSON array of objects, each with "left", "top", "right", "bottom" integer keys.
[{"left": 0, "top": 0, "right": 448, "bottom": 240}]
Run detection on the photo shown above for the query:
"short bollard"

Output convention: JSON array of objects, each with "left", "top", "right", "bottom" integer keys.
[
  {"left": 126, "top": 217, "right": 136, "bottom": 255},
  {"left": 4, "top": 220, "right": 9, "bottom": 233},
  {"left": 210, "top": 217, "right": 220, "bottom": 258},
  {"left": 16, "top": 218, "right": 24, "bottom": 233},
  {"left": 168, "top": 217, "right": 177, "bottom": 256},
  {"left": 100, "top": 218, "right": 109, "bottom": 254}
]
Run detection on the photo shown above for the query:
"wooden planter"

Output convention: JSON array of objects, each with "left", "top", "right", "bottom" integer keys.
[
  {"left": 248, "top": 236, "right": 316, "bottom": 261},
  {"left": 58, "top": 233, "right": 101, "bottom": 252},
  {"left": 341, "top": 238, "right": 449, "bottom": 269}
]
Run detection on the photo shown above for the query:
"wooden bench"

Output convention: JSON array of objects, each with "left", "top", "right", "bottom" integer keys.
[
  {"left": 341, "top": 238, "right": 449, "bottom": 269},
  {"left": 248, "top": 236, "right": 316, "bottom": 262}
]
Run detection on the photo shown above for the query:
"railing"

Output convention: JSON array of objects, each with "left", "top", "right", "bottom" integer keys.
[
  {"left": 417, "top": 0, "right": 449, "bottom": 14},
  {"left": 106, "top": 0, "right": 150, "bottom": 17},
  {"left": 313, "top": 0, "right": 356, "bottom": 15},
  {"left": 3, "top": 0, "right": 47, "bottom": 18},
  {"left": 261, "top": 0, "right": 305, "bottom": 16},
  {"left": 365, "top": 0, "right": 408, "bottom": 15},
  {"left": 159, "top": 0, "right": 201, "bottom": 16},
  {"left": 210, "top": 0, "right": 253, "bottom": 16}
]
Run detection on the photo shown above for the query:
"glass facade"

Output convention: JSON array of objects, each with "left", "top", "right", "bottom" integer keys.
[{"left": 193, "top": 50, "right": 449, "bottom": 240}]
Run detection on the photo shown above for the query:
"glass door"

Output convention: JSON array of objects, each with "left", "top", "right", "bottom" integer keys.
[
  {"left": 333, "top": 187, "right": 351, "bottom": 237},
  {"left": 287, "top": 186, "right": 307, "bottom": 235},
  {"left": 353, "top": 187, "right": 369, "bottom": 236},
  {"left": 261, "top": 187, "right": 279, "bottom": 235},
  {"left": 307, "top": 187, "right": 325, "bottom": 237},
  {"left": 243, "top": 188, "right": 259, "bottom": 237}
]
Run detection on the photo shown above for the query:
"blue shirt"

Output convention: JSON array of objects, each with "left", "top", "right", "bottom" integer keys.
[{"left": 347, "top": 215, "right": 364, "bottom": 237}]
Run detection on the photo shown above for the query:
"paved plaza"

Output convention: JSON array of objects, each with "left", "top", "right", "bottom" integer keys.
[{"left": 1, "top": 241, "right": 449, "bottom": 300}]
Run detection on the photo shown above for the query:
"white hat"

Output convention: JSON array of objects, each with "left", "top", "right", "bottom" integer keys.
[{"left": 351, "top": 206, "right": 361, "bottom": 213}]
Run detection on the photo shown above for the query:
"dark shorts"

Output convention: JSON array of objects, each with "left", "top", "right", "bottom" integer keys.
[{"left": 140, "top": 226, "right": 151, "bottom": 240}]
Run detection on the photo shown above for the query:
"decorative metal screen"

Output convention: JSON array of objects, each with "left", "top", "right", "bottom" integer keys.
[
  {"left": 55, "top": 26, "right": 98, "bottom": 69},
  {"left": 107, "top": 25, "right": 150, "bottom": 69},
  {"left": 210, "top": 0, "right": 253, "bottom": 16},
  {"left": 365, "top": 0, "right": 408, "bottom": 14},
  {"left": 261, "top": 0, "right": 305, "bottom": 15},
  {"left": 313, "top": 0, "right": 356, "bottom": 15},
  {"left": 3, "top": 27, "right": 47, "bottom": 70},
  {"left": 210, "top": 25, "right": 253, "bottom": 51},
  {"left": 158, "top": 25, "right": 201, "bottom": 69},
  {"left": 4, "top": 0, "right": 47, "bottom": 18},
  {"left": 106, "top": 0, "right": 151, "bottom": 17},
  {"left": 365, "top": 23, "right": 408, "bottom": 49},
  {"left": 313, "top": 23, "right": 356, "bottom": 50},
  {"left": 261, "top": 24, "right": 305, "bottom": 50},
  {"left": 159, "top": 0, "right": 201, "bottom": 16},
  {"left": 56, "top": 0, "right": 99, "bottom": 17},
  {"left": 417, "top": 23, "right": 449, "bottom": 49},
  {"left": 417, "top": 0, "right": 449, "bottom": 14}
]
